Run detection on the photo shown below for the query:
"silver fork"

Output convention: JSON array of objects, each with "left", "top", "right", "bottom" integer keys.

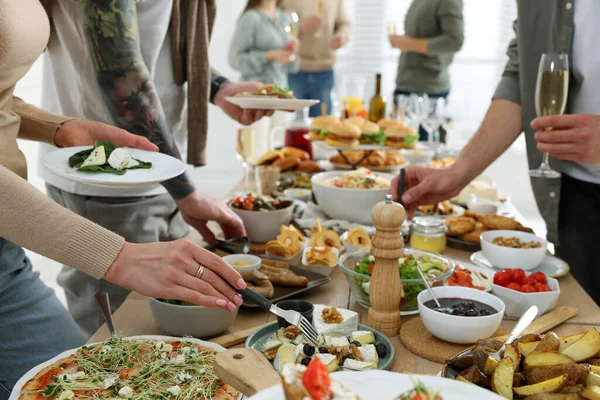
[{"left": 238, "top": 288, "right": 319, "bottom": 345}]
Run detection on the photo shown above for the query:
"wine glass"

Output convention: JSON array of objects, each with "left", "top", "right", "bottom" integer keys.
[
  {"left": 406, "top": 93, "right": 430, "bottom": 137},
  {"left": 529, "top": 53, "right": 569, "bottom": 179},
  {"left": 314, "top": 0, "right": 324, "bottom": 38},
  {"left": 236, "top": 127, "right": 257, "bottom": 192},
  {"left": 286, "top": 10, "right": 300, "bottom": 39}
]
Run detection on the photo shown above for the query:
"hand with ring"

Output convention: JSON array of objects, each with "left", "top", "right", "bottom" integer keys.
[{"left": 103, "top": 239, "right": 246, "bottom": 311}]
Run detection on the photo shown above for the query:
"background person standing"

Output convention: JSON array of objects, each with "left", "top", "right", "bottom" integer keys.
[{"left": 283, "top": 0, "right": 351, "bottom": 117}]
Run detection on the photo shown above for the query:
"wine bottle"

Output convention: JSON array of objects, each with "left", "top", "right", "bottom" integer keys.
[{"left": 369, "top": 73, "right": 386, "bottom": 122}]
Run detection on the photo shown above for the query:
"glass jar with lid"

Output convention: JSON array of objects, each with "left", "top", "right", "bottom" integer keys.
[{"left": 409, "top": 216, "right": 447, "bottom": 254}]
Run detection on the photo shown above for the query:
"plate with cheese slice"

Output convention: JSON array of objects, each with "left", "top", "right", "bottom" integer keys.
[
  {"left": 42, "top": 142, "right": 186, "bottom": 188},
  {"left": 246, "top": 304, "right": 394, "bottom": 372}
]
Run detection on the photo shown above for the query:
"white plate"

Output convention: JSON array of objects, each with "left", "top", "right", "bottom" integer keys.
[
  {"left": 9, "top": 335, "right": 240, "bottom": 400},
  {"left": 444, "top": 261, "right": 493, "bottom": 292},
  {"left": 470, "top": 250, "right": 570, "bottom": 278},
  {"left": 249, "top": 370, "right": 505, "bottom": 400},
  {"left": 330, "top": 162, "right": 407, "bottom": 173},
  {"left": 225, "top": 96, "right": 319, "bottom": 111},
  {"left": 42, "top": 147, "right": 186, "bottom": 188}
]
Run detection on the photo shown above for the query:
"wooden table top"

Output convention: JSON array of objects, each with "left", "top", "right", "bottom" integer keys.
[{"left": 88, "top": 185, "right": 600, "bottom": 375}]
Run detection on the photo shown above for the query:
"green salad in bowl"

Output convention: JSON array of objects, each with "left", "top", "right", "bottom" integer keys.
[{"left": 338, "top": 248, "right": 454, "bottom": 315}]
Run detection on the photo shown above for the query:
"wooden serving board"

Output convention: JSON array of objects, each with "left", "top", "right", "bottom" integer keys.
[
  {"left": 399, "top": 306, "right": 578, "bottom": 364},
  {"left": 215, "top": 348, "right": 280, "bottom": 397}
]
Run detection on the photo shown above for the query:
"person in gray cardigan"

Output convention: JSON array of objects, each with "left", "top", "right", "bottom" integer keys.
[
  {"left": 229, "top": 0, "right": 300, "bottom": 87},
  {"left": 390, "top": 0, "right": 464, "bottom": 141}
]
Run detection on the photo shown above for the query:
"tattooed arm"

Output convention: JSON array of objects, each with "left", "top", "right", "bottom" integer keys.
[
  {"left": 78, "top": 0, "right": 246, "bottom": 243},
  {"left": 79, "top": 0, "right": 194, "bottom": 199}
]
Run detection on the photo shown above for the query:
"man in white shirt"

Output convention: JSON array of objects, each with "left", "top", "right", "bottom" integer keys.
[{"left": 39, "top": 0, "right": 270, "bottom": 336}]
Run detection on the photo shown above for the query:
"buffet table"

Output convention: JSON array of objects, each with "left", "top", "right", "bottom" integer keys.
[{"left": 88, "top": 184, "right": 600, "bottom": 376}]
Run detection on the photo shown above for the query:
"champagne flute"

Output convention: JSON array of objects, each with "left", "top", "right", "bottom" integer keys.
[
  {"left": 236, "top": 127, "right": 257, "bottom": 192},
  {"left": 314, "top": 0, "right": 323, "bottom": 38},
  {"left": 529, "top": 53, "right": 569, "bottom": 179}
]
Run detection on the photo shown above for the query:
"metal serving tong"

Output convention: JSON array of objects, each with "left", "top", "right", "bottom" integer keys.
[
  {"left": 215, "top": 237, "right": 250, "bottom": 254},
  {"left": 239, "top": 288, "right": 320, "bottom": 345}
]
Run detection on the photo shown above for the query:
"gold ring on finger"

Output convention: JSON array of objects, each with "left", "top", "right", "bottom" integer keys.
[{"left": 194, "top": 264, "right": 205, "bottom": 279}]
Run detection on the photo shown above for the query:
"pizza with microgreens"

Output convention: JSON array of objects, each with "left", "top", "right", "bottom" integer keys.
[{"left": 17, "top": 338, "right": 239, "bottom": 400}]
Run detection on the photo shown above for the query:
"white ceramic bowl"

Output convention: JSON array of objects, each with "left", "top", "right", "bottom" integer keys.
[
  {"left": 222, "top": 254, "right": 262, "bottom": 272},
  {"left": 283, "top": 188, "right": 312, "bottom": 203},
  {"left": 311, "top": 171, "right": 394, "bottom": 225},
  {"left": 148, "top": 297, "right": 238, "bottom": 338},
  {"left": 400, "top": 148, "right": 435, "bottom": 165},
  {"left": 480, "top": 230, "right": 548, "bottom": 270},
  {"left": 298, "top": 246, "right": 339, "bottom": 276},
  {"left": 492, "top": 276, "right": 560, "bottom": 318},
  {"left": 466, "top": 197, "right": 499, "bottom": 215},
  {"left": 417, "top": 286, "right": 505, "bottom": 344},
  {"left": 229, "top": 202, "right": 294, "bottom": 243}
]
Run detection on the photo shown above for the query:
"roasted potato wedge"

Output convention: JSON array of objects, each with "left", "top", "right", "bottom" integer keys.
[
  {"left": 474, "top": 347, "right": 500, "bottom": 376},
  {"left": 562, "top": 329, "right": 600, "bottom": 362},
  {"left": 524, "top": 364, "right": 589, "bottom": 386},
  {"left": 520, "top": 342, "right": 542, "bottom": 357},
  {"left": 525, "top": 394, "right": 584, "bottom": 400},
  {"left": 560, "top": 333, "right": 585, "bottom": 352},
  {"left": 492, "top": 358, "right": 515, "bottom": 399},
  {"left": 536, "top": 333, "right": 561, "bottom": 352},
  {"left": 520, "top": 334, "right": 544, "bottom": 344},
  {"left": 560, "top": 384, "right": 584, "bottom": 394},
  {"left": 591, "top": 366, "right": 600, "bottom": 375},
  {"left": 456, "top": 375, "right": 474, "bottom": 384},
  {"left": 477, "top": 338, "right": 505, "bottom": 351},
  {"left": 506, "top": 344, "right": 523, "bottom": 367},
  {"left": 582, "top": 386, "right": 600, "bottom": 400},
  {"left": 587, "top": 372, "right": 600, "bottom": 387},
  {"left": 446, "top": 351, "right": 474, "bottom": 371},
  {"left": 513, "top": 374, "right": 568, "bottom": 397},
  {"left": 525, "top": 352, "right": 576, "bottom": 368}
]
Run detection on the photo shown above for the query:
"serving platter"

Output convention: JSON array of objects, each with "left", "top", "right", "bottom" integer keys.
[
  {"left": 42, "top": 147, "right": 186, "bottom": 188},
  {"left": 471, "top": 250, "right": 570, "bottom": 278},
  {"left": 225, "top": 96, "right": 319, "bottom": 111},
  {"left": 245, "top": 322, "right": 395, "bottom": 371},
  {"left": 249, "top": 370, "right": 505, "bottom": 400},
  {"left": 9, "top": 335, "right": 241, "bottom": 400},
  {"left": 242, "top": 266, "right": 331, "bottom": 308}
]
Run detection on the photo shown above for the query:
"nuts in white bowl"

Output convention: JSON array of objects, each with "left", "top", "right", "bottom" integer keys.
[
  {"left": 417, "top": 286, "right": 505, "bottom": 344},
  {"left": 480, "top": 230, "right": 547, "bottom": 271}
]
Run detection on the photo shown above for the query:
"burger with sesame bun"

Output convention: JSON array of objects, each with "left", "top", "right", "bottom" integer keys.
[
  {"left": 309, "top": 115, "right": 339, "bottom": 140},
  {"left": 359, "top": 120, "right": 386, "bottom": 145},
  {"left": 385, "top": 123, "right": 419, "bottom": 149},
  {"left": 325, "top": 121, "right": 361, "bottom": 147}
]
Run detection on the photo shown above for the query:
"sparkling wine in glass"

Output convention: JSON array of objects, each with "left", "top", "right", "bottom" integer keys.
[
  {"left": 236, "top": 127, "right": 256, "bottom": 191},
  {"left": 529, "top": 53, "right": 569, "bottom": 179}
]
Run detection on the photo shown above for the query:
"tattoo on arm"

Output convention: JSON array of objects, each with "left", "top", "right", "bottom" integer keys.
[{"left": 80, "top": 0, "right": 194, "bottom": 199}]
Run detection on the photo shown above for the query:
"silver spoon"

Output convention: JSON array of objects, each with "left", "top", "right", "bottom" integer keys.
[
  {"left": 95, "top": 291, "right": 118, "bottom": 338},
  {"left": 415, "top": 265, "right": 453, "bottom": 313},
  {"left": 490, "top": 305, "right": 538, "bottom": 362}
]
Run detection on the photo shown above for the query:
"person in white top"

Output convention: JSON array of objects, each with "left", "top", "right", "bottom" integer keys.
[{"left": 39, "top": 0, "right": 271, "bottom": 337}]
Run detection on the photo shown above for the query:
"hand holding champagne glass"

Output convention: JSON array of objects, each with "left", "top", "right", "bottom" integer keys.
[{"left": 529, "top": 53, "right": 569, "bottom": 179}]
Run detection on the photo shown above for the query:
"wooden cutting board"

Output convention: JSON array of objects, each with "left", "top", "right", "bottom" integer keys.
[
  {"left": 215, "top": 348, "right": 280, "bottom": 397},
  {"left": 399, "top": 306, "right": 578, "bottom": 364}
]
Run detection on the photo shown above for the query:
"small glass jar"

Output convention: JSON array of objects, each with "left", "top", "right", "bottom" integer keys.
[{"left": 409, "top": 216, "right": 447, "bottom": 254}]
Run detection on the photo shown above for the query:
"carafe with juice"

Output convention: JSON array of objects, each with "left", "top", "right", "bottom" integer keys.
[{"left": 269, "top": 107, "right": 313, "bottom": 158}]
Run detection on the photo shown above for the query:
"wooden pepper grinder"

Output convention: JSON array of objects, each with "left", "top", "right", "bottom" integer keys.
[{"left": 368, "top": 194, "right": 406, "bottom": 337}]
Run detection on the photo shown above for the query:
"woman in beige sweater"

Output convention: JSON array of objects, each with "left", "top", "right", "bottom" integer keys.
[{"left": 0, "top": 1, "right": 246, "bottom": 394}]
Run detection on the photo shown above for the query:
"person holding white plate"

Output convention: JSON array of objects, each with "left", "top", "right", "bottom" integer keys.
[
  {"left": 37, "top": 0, "right": 278, "bottom": 338},
  {"left": 0, "top": 1, "right": 251, "bottom": 395}
]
